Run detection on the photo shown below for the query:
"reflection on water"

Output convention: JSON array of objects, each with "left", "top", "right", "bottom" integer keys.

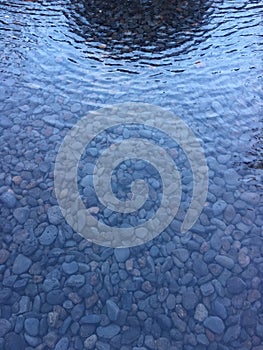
[{"left": 66, "top": 0, "right": 215, "bottom": 60}]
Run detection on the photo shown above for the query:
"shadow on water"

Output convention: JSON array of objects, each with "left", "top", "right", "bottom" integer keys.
[{"left": 65, "top": 0, "right": 216, "bottom": 62}]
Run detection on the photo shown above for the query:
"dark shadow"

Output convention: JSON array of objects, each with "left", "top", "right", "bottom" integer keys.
[{"left": 65, "top": 0, "right": 215, "bottom": 61}]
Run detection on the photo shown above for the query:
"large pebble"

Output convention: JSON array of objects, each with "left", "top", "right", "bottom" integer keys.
[
  {"left": 24, "top": 318, "right": 40, "bottom": 336},
  {"left": 54, "top": 337, "right": 69, "bottom": 350},
  {"left": 0, "top": 191, "right": 17, "bottom": 208},
  {"left": 39, "top": 225, "right": 58, "bottom": 245},
  {"left": 114, "top": 248, "right": 130, "bottom": 262},
  {"left": 0, "top": 318, "right": 11, "bottom": 336},
  {"left": 182, "top": 291, "right": 198, "bottom": 310},
  {"left": 5, "top": 332, "right": 26, "bottom": 350},
  {"left": 13, "top": 254, "right": 32, "bottom": 274},
  {"left": 84, "top": 334, "right": 97, "bottom": 349},
  {"left": 47, "top": 206, "right": 63, "bottom": 225},
  {"left": 106, "top": 299, "right": 120, "bottom": 321},
  {"left": 96, "top": 325, "right": 120, "bottom": 339},
  {"left": 14, "top": 207, "right": 29, "bottom": 224},
  {"left": 194, "top": 304, "right": 208, "bottom": 322},
  {"left": 204, "top": 316, "right": 225, "bottom": 334},
  {"left": 226, "top": 277, "right": 246, "bottom": 294}
]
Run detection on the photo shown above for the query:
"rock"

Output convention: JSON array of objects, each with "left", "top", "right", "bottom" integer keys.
[
  {"left": 5, "top": 332, "right": 26, "bottom": 350},
  {"left": 224, "top": 204, "right": 236, "bottom": 222},
  {"left": 62, "top": 261, "right": 78, "bottom": 275},
  {"left": 0, "top": 191, "right": 17, "bottom": 208},
  {"left": 240, "top": 192, "right": 260, "bottom": 205},
  {"left": 215, "top": 255, "right": 234, "bottom": 269},
  {"left": 212, "top": 300, "right": 227, "bottom": 320},
  {"left": 174, "top": 248, "right": 189, "bottom": 262},
  {"left": 24, "top": 318, "right": 40, "bottom": 336},
  {"left": 226, "top": 277, "right": 246, "bottom": 294},
  {"left": 241, "top": 309, "right": 257, "bottom": 327},
  {"left": 192, "top": 254, "right": 208, "bottom": 277},
  {"left": 13, "top": 207, "right": 29, "bottom": 224},
  {"left": 157, "top": 314, "right": 172, "bottom": 329},
  {"left": 200, "top": 282, "right": 214, "bottom": 296},
  {"left": 156, "top": 337, "right": 170, "bottom": 349},
  {"left": 97, "top": 325, "right": 120, "bottom": 339},
  {"left": 121, "top": 327, "right": 141, "bottom": 344},
  {"left": 157, "top": 287, "right": 169, "bottom": 302},
  {"left": 114, "top": 248, "right": 130, "bottom": 262},
  {"left": 0, "top": 318, "right": 11, "bottom": 336},
  {"left": 0, "top": 248, "right": 9, "bottom": 264},
  {"left": 47, "top": 290, "right": 65, "bottom": 305},
  {"left": 106, "top": 300, "right": 120, "bottom": 321},
  {"left": 39, "top": 225, "right": 58, "bottom": 245},
  {"left": 54, "top": 337, "right": 69, "bottom": 350},
  {"left": 204, "top": 316, "right": 225, "bottom": 334},
  {"left": 43, "top": 277, "right": 60, "bottom": 292},
  {"left": 65, "top": 275, "right": 85, "bottom": 288},
  {"left": 47, "top": 206, "right": 63, "bottom": 225},
  {"left": 182, "top": 291, "right": 198, "bottom": 310},
  {"left": 194, "top": 304, "right": 208, "bottom": 322},
  {"left": 224, "top": 169, "right": 239, "bottom": 186},
  {"left": 0, "top": 116, "right": 12, "bottom": 128},
  {"left": 212, "top": 199, "right": 227, "bottom": 216},
  {"left": 166, "top": 294, "right": 176, "bottom": 310},
  {"left": 13, "top": 254, "right": 32, "bottom": 274},
  {"left": 81, "top": 314, "right": 101, "bottom": 324},
  {"left": 84, "top": 334, "right": 97, "bottom": 349},
  {"left": 223, "top": 325, "right": 241, "bottom": 343},
  {"left": 171, "top": 313, "right": 186, "bottom": 332}
]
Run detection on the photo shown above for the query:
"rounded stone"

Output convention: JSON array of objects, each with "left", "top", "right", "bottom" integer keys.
[
  {"left": 194, "top": 304, "right": 208, "bottom": 322},
  {"left": 24, "top": 318, "right": 40, "bottom": 337},
  {"left": 47, "top": 206, "right": 63, "bottom": 225},
  {"left": 0, "top": 318, "right": 11, "bottom": 336},
  {"left": 5, "top": 332, "right": 26, "bottom": 350},
  {"left": 96, "top": 325, "right": 120, "bottom": 339},
  {"left": 0, "top": 191, "right": 17, "bottom": 208},
  {"left": 114, "top": 248, "right": 130, "bottom": 262},
  {"left": 84, "top": 334, "right": 97, "bottom": 349},
  {"left": 39, "top": 225, "right": 58, "bottom": 245},
  {"left": 226, "top": 277, "right": 246, "bottom": 294},
  {"left": 204, "top": 316, "right": 225, "bottom": 334},
  {"left": 12, "top": 254, "right": 32, "bottom": 274},
  {"left": 54, "top": 337, "right": 69, "bottom": 350},
  {"left": 182, "top": 291, "right": 198, "bottom": 310},
  {"left": 13, "top": 207, "right": 29, "bottom": 224}
]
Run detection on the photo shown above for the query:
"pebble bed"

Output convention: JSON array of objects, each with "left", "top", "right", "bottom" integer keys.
[{"left": 0, "top": 0, "right": 262, "bottom": 349}]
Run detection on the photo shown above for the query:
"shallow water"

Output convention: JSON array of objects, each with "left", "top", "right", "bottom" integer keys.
[{"left": 0, "top": 0, "right": 263, "bottom": 349}]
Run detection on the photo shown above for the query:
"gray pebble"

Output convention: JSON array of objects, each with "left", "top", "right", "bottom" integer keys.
[
  {"left": 24, "top": 318, "right": 39, "bottom": 337},
  {"left": 212, "top": 199, "right": 227, "bottom": 216},
  {"left": 114, "top": 248, "right": 130, "bottom": 262},
  {"left": 0, "top": 318, "right": 11, "bottom": 336},
  {"left": 84, "top": 334, "right": 97, "bottom": 349},
  {"left": 14, "top": 207, "right": 29, "bottom": 224},
  {"left": 0, "top": 191, "right": 17, "bottom": 208},
  {"left": 204, "top": 316, "right": 225, "bottom": 334},
  {"left": 65, "top": 275, "right": 85, "bottom": 288},
  {"left": 215, "top": 255, "right": 234, "bottom": 269},
  {"left": 47, "top": 206, "right": 63, "bottom": 225},
  {"left": 55, "top": 337, "right": 69, "bottom": 350},
  {"left": 62, "top": 261, "right": 79, "bottom": 275},
  {"left": 13, "top": 254, "right": 32, "bottom": 274},
  {"left": 194, "top": 303, "right": 208, "bottom": 322},
  {"left": 39, "top": 225, "right": 58, "bottom": 245},
  {"left": 106, "top": 299, "right": 120, "bottom": 321}
]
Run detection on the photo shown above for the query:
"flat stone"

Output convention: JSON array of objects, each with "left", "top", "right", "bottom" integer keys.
[
  {"left": 0, "top": 116, "right": 12, "bottom": 128},
  {"left": 84, "top": 334, "right": 97, "bottom": 349},
  {"left": 47, "top": 206, "right": 63, "bottom": 225},
  {"left": 224, "top": 169, "right": 239, "bottom": 186},
  {"left": 39, "top": 225, "right": 58, "bottom": 245},
  {"left": 0, "top": 191, "right": 17, "bottom": 208},
  {"left": 24, "top": 318, "right": 40, "bottom": 337},
  {"left": 212, "top": 199, "right": 227, "bottom": 216},
  {"left": 47, "top": 290, "right": 65, "bottom": 305},
  {"left": 182, "top": 291, "right": 198, "bottom": 310},
  {"left": 54, "top": 337, "right": 69, "bottom": 350},
  {"left": 121, "top": 327, "right": 141, "bottom": 344},
  {"left": 97, "top": 325, "right": 120, "bottom": 339},
  {"left": 62, "top": 261, "right": 79, "bottom": 275},
  {"left": 106, "top": 299, "right": 120, "bottom": 321},
  {"left": 174, "top": 248, "right": 189, "bottom": 262},
  {"left": 0, "top": 318, "right": 11, "bottom": 336},
  {"left": 215, "top": 255, "right": 234, "bottom": 269},
  {"left": 81, "top": 314, "right": 101, "bottom": 324},
  {"left": 13, "top": 254, "right": 32, "bottom": 274},
  {"left": 114, "top": 248, "right": 130, "bottom": 262},
  {"left": 14, "top": 207, "right": 29, "bottom": 224},
  {"left": 194, "top": 304, "right": 208, "bottom": 322},
  {"left": 227, "top": 277, "right": 246, "bottom": 294},
  {"left": 65, "top": 275, "right": 85, "bottom": 288},
  {"left": 200, "top": 282, "right": 214, "bottom": 296},
  {"left": 204, "top": 316, "right": 225, "bottom": 334},
  {"left": 0, "top": 248, "right": 9, "bottom": 264}
]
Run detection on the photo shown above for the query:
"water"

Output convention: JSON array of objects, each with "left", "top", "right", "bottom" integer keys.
[{"left": 0, "top": 0, "right": 262, "bottom": 348}]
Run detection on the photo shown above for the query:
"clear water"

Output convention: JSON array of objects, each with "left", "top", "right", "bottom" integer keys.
[{"left": 0, "top": 0, "right": 262, "bottom": 348}]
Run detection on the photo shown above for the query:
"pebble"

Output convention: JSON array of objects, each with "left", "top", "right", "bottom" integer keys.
[
  {"left": 0, "top": 191, "right": 17, "bottom": 208},
  {"left": 12, "top": 254, "right": 32, "bottom": 274},
  {"left": 13, "top": 207, "right": 29, "bottom": 224},
  {"left": 0, "top": 115, "right": 12, "bottom": 128},
  {"left": 106, "top": 299, "right": 120, "bottom": 321},
  {"left": 0, "top": 318, "right": 11, "bottom": 336},
  {"left": 194, "top": 303, "right": 208, "bottom": 322},
  {"left": 54, "top": 337, "right": 69, "bottom": 350},
  {"left": 62, "top": 261, "right": 79, "bottom": 275},
  {"left": 84, "top": 334, "right": 97, "bottom": 349},
  {"left": 182, "top": 290, "right": 198, "bottom": 310},
  {"left": 0, "top": 248, "right": 9, "bottom": 264},
  {"left": 212, "top": 199, "right": 227, "bottom": 216},
  {"left": 96, "top": 324, "right": 121, "bottom": 339},
  {"left": 65, "top": 275, "right": 85, "bottom": 288},
  {"left": 47, "top": 205, "right": 64, "bottom": 225},
  {"left": 215, "top": 255, "right": 234, "bottom": 269},
  {"left": 203, "top": 316, "right": 225, "bottom": 334},
  {"left": 5, "top": 332, "right": 26, "bottom": 350},
  {"left": 226, "top": 277, "right": 246, "bottom": 294},
  {"left": 39, "top": 225, "right": 58, "bottom": 245},
  {"left": 24, "top": 318, "right": 40, "bottom": 337},
  {"left": 114, "top": 248, "right": 130, "bottom": 262}
]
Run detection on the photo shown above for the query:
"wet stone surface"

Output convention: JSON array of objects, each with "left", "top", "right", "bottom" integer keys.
[{"left": 0, "top": 0, "right": 262, "bottom": 349}]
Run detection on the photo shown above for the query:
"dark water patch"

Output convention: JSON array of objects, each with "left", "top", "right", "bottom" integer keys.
[{"left": 65, "top": 0, "right": 217, "bottom": 62}]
